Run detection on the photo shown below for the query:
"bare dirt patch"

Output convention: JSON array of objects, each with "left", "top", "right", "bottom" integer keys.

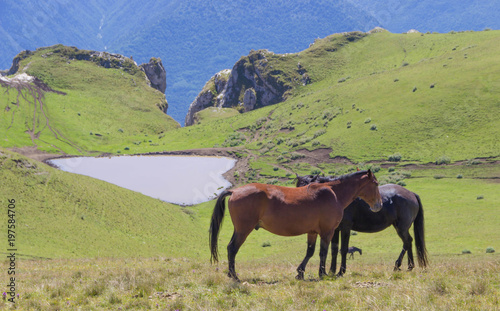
[
  {"left": 8, "top": 146, "right": 62, "bottom": 162},
  {"left": 291, "top": 148, "right": 354, "bottom": 165}
]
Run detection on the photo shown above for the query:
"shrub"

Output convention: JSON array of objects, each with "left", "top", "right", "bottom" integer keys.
[
  {"left": 436, "top": 155, "right": 451, "bottom": 165},
  {"left": 313, "top": 129, "right": 326, "bottom": 138},
  {"left": 477, "top": 195, "right": 484, "bottom": 200},
  {"left": 370, "top": 124, "right": 377, "bottom": 131},
  {"left": 222, "top": 133, "right": 246, "bottom": 147},
  {"left": 338, "top": 76, "right": 350, "bottom": 83},
  {"left": 462, "top": 249, "right": 471, "bottom": 254},
  {"left": 397, "top": 181, "right": 406, "bottom": 186},
  {"left": 291, "top": 152, "right": 305, "bottom": 160},
  {"left": 434, "top": 175, "right": 445, "bottom": 179},
  {"left": 364, "top": 118, "right": 371, "bottom": 124},
  {"left": 311, "top": 169, "right": 321, "bottom": 175},
  {"left": 388, "top": 153, "right": 402, "bottom": 162},
  {"left": 457, "top": 174, "right": 463, "bottom": 179},
  {"left": 486, "top": 247, "right": 495, "bottom": 253},
  {"left": 465, "top": 159, "right": 481, "bottom": 166},
  {"left": 262, "top": 241, "right": 271, "bottom": 247},
  {"left": 273, "top": 167, "right": 279, "bottom": 171},
  {"left": 388, "top": 167, "right": 395, "bottom": 172},
  {"left": 255, "top": 117, "right": 267, "bottom": 128}
]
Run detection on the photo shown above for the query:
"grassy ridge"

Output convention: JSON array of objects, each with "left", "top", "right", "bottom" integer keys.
[
  {"left": 167, "top": 30, "right": 500, "bottom": 164},
  {"left": 0, "top": 45, "right": 179, "bottom": 155}
]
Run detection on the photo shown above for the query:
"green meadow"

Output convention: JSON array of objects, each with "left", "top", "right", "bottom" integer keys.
[{"left": 0, "top": 30, "right": 499, "bottom": 309}]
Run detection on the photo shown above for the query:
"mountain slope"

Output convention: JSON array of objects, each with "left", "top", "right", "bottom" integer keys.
[
  {"left": 0, "top": 148, "right": 205, "bottom": 258},
  {"left": 0, "top": 45, "right": 179, "bottom": 155},
  {"left": 167, "top": 30, "right": 500, "bottom": 165},
  {"left": 6, "top": 1, "right": 499, "bottom": 124}
]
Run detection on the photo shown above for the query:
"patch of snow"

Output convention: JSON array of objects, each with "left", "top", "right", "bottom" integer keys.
[{"left": 0, "top": 73, "right": 35, "bottom": 83}]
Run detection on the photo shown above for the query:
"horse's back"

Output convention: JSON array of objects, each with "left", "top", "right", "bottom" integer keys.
[{"left": 228, "top": 182, "right": 342, "bottom": 237}]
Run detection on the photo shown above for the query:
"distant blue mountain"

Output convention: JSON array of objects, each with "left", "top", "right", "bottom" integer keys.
[{"left": 1, "top": 0, "right": 499, "bottom": 124}]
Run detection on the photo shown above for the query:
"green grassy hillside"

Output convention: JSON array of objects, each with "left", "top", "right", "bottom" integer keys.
[
  {"left": 0, "top": 148, "right": 203, "bottom": 259},
  {"left": 163, "top": 30, "right": 500, "bottom": 167},
  {"left": 0, "top": 45, "right": 179, "bottom": 156}
]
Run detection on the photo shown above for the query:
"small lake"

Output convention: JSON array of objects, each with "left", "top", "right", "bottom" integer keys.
[{"left": 48, "top": 155, "right": 236, "bottom": 205}]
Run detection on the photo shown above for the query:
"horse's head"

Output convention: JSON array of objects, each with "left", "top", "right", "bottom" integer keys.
[
  {"left": 358, "top": 169, "right": 383, "bottom": 212},
  {"left": 295, "top": 174, "right": 318, "bottom": 187}
]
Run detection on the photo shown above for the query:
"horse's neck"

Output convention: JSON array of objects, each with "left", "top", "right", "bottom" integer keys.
[{"left": 327, "top": 177, "right": 366, "bottom": 209}]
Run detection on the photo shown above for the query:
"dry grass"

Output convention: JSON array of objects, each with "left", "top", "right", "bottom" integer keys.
[{"left": 6, "top": 254, "right": 499, "bottom": 310}]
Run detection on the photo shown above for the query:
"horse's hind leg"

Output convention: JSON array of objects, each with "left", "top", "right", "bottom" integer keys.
[
  {"left": 296, "top": 233, "right": 317, "bottom": 280},
  {"left": 394, "top": 228, "right": 414, "bottom": 271},
  {"left": 394, "top": 248, "right": 406, "bottom": 271},
  {"left": 318, "top": 235, "right": 331, "bottom": 279},
  {"left": 330, "top": 230, "right": 340, "bottom": 275},
  {"left": 338, "top": 229, "right": 351, "bottom": 277},
  {"left": 227, "top": 230, "right": 251, "bottom": 281}
]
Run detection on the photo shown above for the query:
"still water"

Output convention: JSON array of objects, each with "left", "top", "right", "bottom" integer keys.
[{"left": 48, "top": 155, "right": 236, "bottom": 205}]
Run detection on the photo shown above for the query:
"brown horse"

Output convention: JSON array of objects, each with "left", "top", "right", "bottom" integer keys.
[{"left": 209, "top": 170, "right": 382, "bottom": 280}]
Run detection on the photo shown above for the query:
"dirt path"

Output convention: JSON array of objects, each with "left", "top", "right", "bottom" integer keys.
[{"left": 1, "top": 74, "right": 82, "bottom": 154}]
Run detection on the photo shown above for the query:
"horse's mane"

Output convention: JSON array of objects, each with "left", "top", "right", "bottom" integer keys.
[{"left": 296, "top": 170, "right": 368, "bottom": 187}]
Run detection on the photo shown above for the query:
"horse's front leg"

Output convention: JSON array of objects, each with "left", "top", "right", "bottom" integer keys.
[{"left": 296, "top": 233, "right": 317, "bottom": 280}]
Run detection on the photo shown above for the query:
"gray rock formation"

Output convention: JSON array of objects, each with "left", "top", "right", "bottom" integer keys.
[
  {"left": 139, "top": 58, "right": 167, "bottom": 94},
  {"left": 243, "top": 88, "right": 256, "bottom": 112},
  {"left": 218, "top": 50, "right": 292, "bottom": 110},
  {"left": 185, "top": 89, "right": 215, "bottom": 126},
  {"left": 185, "top": 49, "right": 311, "bottom": 126},
  {"left": 185, "top": 69, "right": 231, "bottom": 126}
]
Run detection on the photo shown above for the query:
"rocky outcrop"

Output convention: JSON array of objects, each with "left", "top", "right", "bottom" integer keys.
[
  {"left": 185, "top": 49, "right": 310, "bottom": 126},
  {"left": 139, "top": 58, "right": 167, "bottom": 94},
  {"left": 185, "top": 89, "right": 215, "bottom": 126},
  {"left": 185, "top": 69, "right": 231, "bottom": 126},
  {"left": 218, "top": 50, "right": 293, "bottom": 110}
]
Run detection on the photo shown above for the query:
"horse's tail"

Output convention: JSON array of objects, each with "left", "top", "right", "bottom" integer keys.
[
  {"left": 209, "top": 190, "right": 233, "bottom": 264},
  {"left": 414, "top": 194, "right": 429, "bottom": 268}
]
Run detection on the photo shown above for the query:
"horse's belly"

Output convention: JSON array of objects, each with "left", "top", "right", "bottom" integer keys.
[{"left": 259, "top": 218, "right": 317, "bottom": 237}]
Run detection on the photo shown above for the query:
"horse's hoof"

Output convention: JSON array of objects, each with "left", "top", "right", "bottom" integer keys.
[
  {"left": 295, "top": 274, "right": 304, "bottom": 280},
  {"left": 227, "top": 272, "right": 240, "bottom": 282},
  {"left": 335, "top": 273, "right": 344, "bottom": 278}
]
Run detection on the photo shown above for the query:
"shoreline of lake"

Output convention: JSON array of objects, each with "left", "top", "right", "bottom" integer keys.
[{"left": 47, "top": 154, "right": 237, "bottom": 206}]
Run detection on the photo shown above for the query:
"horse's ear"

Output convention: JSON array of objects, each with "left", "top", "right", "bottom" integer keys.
[{"left": 367, "top": 169, "right": 372, "bottom": 177}]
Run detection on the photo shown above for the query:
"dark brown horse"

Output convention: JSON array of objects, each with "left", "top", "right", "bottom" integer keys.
[
  {"left": 210, "top": 170, "right": 382, "bottom": 280},
  {"left": 296, "top": 174, "right": 428, "bottom": 276}
]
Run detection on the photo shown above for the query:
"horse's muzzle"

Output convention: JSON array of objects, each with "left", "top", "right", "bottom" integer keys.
[{"left": 370, "top": 199, "right": 383, "bottom": 212}]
